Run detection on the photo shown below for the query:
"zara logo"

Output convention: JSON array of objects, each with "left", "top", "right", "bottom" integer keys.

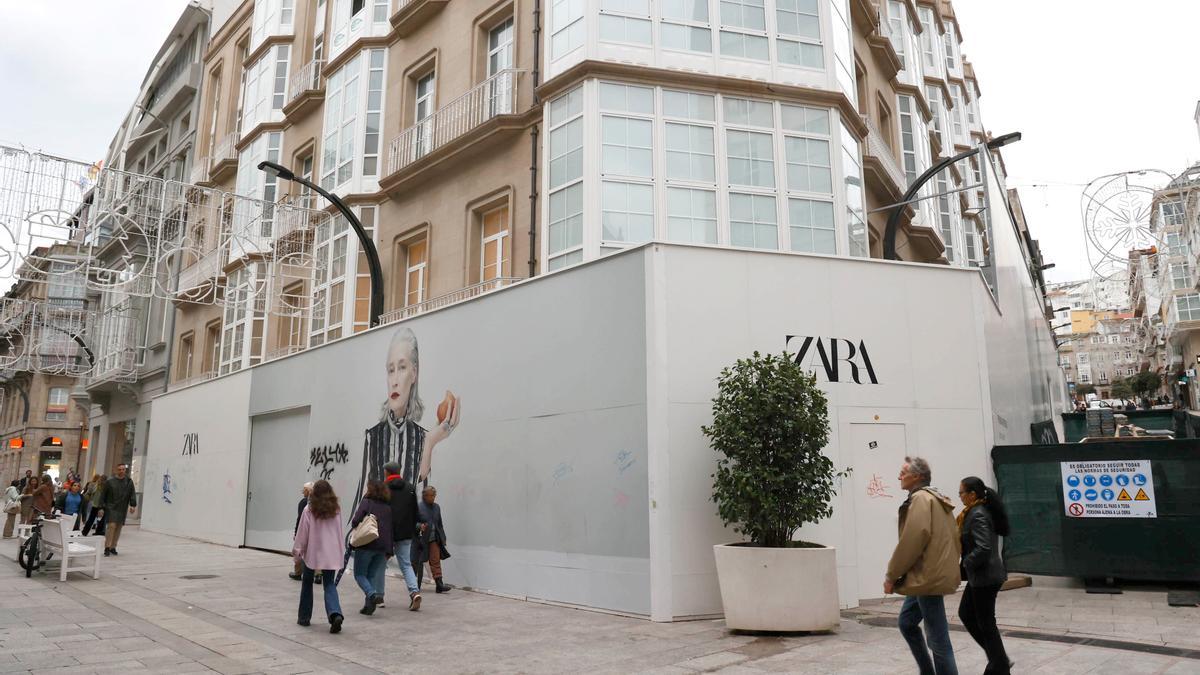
[
  {"left": 182, "top": 432, "right": 199, "bottom": 456},
  {"left": 785, "top": 335, "right": 879, "bottom": 385}
]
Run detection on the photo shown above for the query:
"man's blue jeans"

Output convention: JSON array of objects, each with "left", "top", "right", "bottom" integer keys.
[
  {"left": 298, "top": 567, "right": 341, "bottom": 623},
  {"left": 387, "top": 539, "right": 420, "bottom": 597},
  {"left": 898, "top": 595, "right": 958, "bottom": 675},
  {"left": 353, "top": 549, "right": 388, "bottom": 600}
]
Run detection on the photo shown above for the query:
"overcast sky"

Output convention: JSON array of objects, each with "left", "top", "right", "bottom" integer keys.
[
  {"left": 2, "top": 0, "right": 1198, "bottom": 286},
  {"left": 0, "top": 0, "right": 192, "bottom": 161}
]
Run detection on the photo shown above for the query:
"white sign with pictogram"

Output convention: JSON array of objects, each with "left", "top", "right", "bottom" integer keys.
[{"left": 1061, "top": 460, "right": 1157, "bottom": 518}]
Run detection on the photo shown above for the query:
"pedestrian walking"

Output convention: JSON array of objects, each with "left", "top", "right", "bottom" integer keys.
[
  {"left": 290, "top": 482, "right": 314, "bottom": 581},
  {"left": 3, "top": 480, "right": 20, "bottom": 538},
  {"left": 80, "top": 474, "right": 99, "bottom": 525},
  {"left": 32, "top": 474, "right": 54, "bottom": 519},
  {"left": 98, "top": 464, "right": 138, "bottom": 556},
  {"left": 885, "top": 456, "right": 961, "bottom": 675},
  {"left": 55, "top": 482, "right": 86, "bottom": 530},
  {"left": 19, "top": 476, "right": 37, "bottom": 525},
  {"left": 18, "top": 470, "right": 31, "bottom": 492},
  {"left": 383, "top": 461, "right": 425, "bottom": 611},
  {"left": 81, "top": 475, "right": 107, "bottom": 536},
  {"left": 413, "top": 485, "right": 453, "bottom": 593},
  {"left": 957, "top": 476, "right": 1012, "bottom": 675},
  {"left": 292, "top": 479, "right": 345, "bottom": 633},
  {"left": 349, "top": 480, "right": 393, "bottom": 615}
]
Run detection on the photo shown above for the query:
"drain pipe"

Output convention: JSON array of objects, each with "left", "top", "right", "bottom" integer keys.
[
  {"left": 527, "top": 0, "right": 542, "bottom": 278},
  {"left": 528, "top": 126, "right": 539, "bottom": 278}
]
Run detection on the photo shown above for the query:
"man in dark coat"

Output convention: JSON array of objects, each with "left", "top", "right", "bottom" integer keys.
[
  {"left": 383, "top": 461, "right": 426, "bottom": 611},
  {"left": 99, "top": 463, "right": 138, "bottom": 556},
  {"left": 413, "top": 485, "right": 453, "bottom": 593}
]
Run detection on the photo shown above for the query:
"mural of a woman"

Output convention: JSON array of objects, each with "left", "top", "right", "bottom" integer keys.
[{"left": 352, "top": 327, "right": 461, "bottom": 509}]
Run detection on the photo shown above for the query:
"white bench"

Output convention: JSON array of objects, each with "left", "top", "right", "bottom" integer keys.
[{"left": 39, "top": 518, "right": 102, "bottom": 581}]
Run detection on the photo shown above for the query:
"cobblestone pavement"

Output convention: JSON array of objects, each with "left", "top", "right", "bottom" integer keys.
[{"left": 0, "top": 528, "right": 1197, "bottom": 674}]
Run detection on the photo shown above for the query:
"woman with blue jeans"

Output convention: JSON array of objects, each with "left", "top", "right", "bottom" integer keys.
[
  {"left": 292, "top": 480, "right": 346, "bottom": 633},
  {"left": 349, "top": 480, "right": 394, "bottom": 616}
]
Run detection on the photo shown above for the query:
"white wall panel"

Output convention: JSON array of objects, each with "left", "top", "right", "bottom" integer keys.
[{"left": 141, "top": 371, "right": 253, "bottom": 547}]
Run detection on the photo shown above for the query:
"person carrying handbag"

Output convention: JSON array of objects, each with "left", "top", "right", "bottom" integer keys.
[
  {"left": 348, "top": 480, "right": 394, "bottom": 616},
  {"left": 3, "top": 480, "right": 20, "bottom": 538}
]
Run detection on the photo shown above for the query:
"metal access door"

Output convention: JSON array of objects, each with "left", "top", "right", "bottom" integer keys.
[
  {"left": 846, "top": 422, "right": 909, "bottom": 601},
  {"left": 245, "top": 407, "right": 311, "bottom": 552}
]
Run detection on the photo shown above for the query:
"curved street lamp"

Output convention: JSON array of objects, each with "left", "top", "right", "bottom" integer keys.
[
  {"left": 257, "top": 161, "right": 385, "bottom": 327},
  {"left": 883, "top": 132, "right": 1022, "bottom": 261}
]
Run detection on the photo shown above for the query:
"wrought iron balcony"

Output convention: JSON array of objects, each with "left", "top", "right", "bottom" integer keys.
[
  {"left": 176, "top": 247, "right": 227, "bottom": 301},
  {"left": 380, "top": 277, "right": 522, "bottom": 325},
  {"left": 285, "top": 60, "right": 325, "bottom": 119},
  {"left": 862, "top": 115, "right": 906, "bottom": 196},
  {"left": 208, "top": 133, "right": 239, "bottom": 183},
  {"left": 383, "top": 70, "right": 524, "bottom": 185}
]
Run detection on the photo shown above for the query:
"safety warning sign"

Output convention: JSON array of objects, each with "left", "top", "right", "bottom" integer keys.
[{"left": 1061, "top": 460, "right": 1157, "bottom": 518}]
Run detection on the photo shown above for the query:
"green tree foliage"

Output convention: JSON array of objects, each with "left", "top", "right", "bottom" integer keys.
[
  {"left": 1075, "top": 383, "right": 1096, "bottom": 397},
  {"left": 703, "top": 352, "right": 848, "bottom": 549},
  {"left": 1131, "top": 371, "right": 1161, "bottom": 398},
  {"left": 1110, "top": 378, "right": 1134, "bottom": 400}
]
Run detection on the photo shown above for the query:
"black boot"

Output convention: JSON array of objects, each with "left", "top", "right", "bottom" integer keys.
[
  {"left": 435, "top": 577, "right": 453, "bottom": 593},
  {"left": 359, "top": 597, "right": 376, "bottom": 615}
]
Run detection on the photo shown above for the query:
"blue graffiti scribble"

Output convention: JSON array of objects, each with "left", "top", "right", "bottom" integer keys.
[
  {"left": 552, "top": 462, "right": 573, "bottom": 481},
  {"left": 615, "top": 450, "right": 636, "bottom": 474},
  {"left": 162, "top": 471, "right": 173, "bottom": 504}
]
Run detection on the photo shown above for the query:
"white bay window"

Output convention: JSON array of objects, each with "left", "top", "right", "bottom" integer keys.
[
  {"left": 320, "top": 49, "right": 386, "bottom": 191},
  {"left": 240, "top": 45, "right": 290, "bottom": 135},
  {"left": 543, "top": 81, "right": 852, "bottom": 269}
]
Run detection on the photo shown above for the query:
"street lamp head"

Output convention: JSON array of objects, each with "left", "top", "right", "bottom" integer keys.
[
  {"left": 257, "top": 160, "right": 295, "bottom": 181},
  {"left": 986, "top": 132, "right": 1022, "bottom": 150}
]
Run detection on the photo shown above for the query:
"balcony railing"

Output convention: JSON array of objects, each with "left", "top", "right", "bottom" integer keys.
[
  {"left": 380, "top": 277, "right": 522, "bottom": 325},
  {"left": 265, "top": 344, "right": 306, "bottom": 362},
  {"left": 210, "top": 133, "right": 238, "bottom": 167},
  {"left": 171, "top": 370, "right": 217, "bottom": 391},
  {"left": 177, "top": 247, "right": 227, "bottom": 296},
  {"left": 863, "top": 115, "right": 907, "bottom": 191},
  {"left": 288, "top": 60, "right": 324, "bottom": 105},
  {"left": 385, "top": 69, "right": 523, "bottom": 176}
]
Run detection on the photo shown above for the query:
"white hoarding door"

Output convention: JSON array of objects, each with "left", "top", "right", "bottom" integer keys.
[
  {"left": 245, "top": 407, "right": 312, "bottom": 552},
  {"left": 846, "top": 422, "right": 908, "bottom": 601}
]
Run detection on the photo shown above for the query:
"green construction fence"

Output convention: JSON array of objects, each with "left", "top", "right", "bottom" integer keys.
[{"left": 993, "top": 440, "right": 1200, "bottom": 581}]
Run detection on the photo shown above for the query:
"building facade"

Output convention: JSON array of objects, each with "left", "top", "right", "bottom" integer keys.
[
  {"left": 162, "top": 0, "right": 1003, "bottom": 389},
  {"left": 81, "top": 2, "right": 214, "bottom": 509},
  {"left": 1057, "top": 313, "right": 1139, "bottom": 399},
  {"left": 0, "top": 245, "right": 91, "bottom": 483}
]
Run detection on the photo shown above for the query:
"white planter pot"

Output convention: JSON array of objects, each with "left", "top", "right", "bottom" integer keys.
[{"left": 713, "top": 543, "right": 840, "bottom": 632}]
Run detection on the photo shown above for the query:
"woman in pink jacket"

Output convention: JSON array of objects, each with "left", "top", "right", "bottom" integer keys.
[{"left": 293, "top": 480, "right": 346, "bottom": 632}]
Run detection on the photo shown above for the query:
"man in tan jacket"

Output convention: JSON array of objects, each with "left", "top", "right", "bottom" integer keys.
[{"left": 884, "top": 456, "right": 961, "bottom": 675}]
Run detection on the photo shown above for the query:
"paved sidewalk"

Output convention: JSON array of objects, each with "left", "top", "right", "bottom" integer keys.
[
  {"left": 855, "top": 576, "right": 1200, "bottom": 655},
  {"left": 0, "top": 528, "right": 1195, "bottom": 674}
]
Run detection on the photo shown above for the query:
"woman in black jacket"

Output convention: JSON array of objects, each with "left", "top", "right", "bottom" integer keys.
[
  {"left": 349, "top": 480, "right": 394, "bottom": 616},
  {"left": 957, "top": 476, "right": 1011, "bottom": 675}
]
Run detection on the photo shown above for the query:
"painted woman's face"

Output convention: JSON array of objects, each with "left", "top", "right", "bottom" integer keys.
[{"left": 386, "top": 340, "right": 418, "bottom": 419}]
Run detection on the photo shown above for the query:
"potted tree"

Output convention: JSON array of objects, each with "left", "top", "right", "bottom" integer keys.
[{"left": 704, "top": 351, "right": 847, "bottom": 632}]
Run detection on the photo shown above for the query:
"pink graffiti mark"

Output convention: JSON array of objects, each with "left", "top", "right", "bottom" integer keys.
[
  {"left": 613, "top": 489, "right": 630, "bottom": 508},
  {"left": 866, "top": 474, "right": 894, "bottom": 499}
]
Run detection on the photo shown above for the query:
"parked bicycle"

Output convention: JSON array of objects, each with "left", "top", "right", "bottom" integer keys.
[{"left": 17, "top": 508, "right": 54, "bottom": 577}]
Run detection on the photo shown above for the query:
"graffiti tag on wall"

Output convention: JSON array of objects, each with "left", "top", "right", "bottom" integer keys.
[
  {"left": 162, "top": 471, "right": 173, "bottom": 503},
  {"left": 182, "top": 433, "right": 199, "bottom": 455},
  {"left": 310, "top": 443, "right": 349, "bottom": 480}
]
